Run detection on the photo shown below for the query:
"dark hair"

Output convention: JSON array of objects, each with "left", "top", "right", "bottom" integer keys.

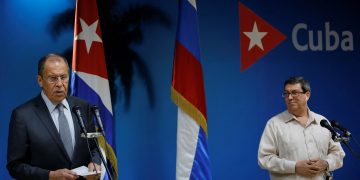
[
  {"left": 284, "top": 76, "right": 311, "bottom": 92},
  {"left": 37, "top": 53, "right": 68, "bottom": 76}
]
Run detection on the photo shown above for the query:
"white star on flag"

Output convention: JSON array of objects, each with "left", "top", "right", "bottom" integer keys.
[
  {"left": 243, "top": 22, "right": 268, "bottom": 51},
  {"left": 75, "top": 18, "right": 103, "bottom": 54}
]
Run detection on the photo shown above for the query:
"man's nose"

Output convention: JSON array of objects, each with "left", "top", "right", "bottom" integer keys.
[
  {"left": 287, "top": 94, "right": 294, "bottom": 99},
  {"left": 54, "top": 79, "right": 63, "bottom": 86}
]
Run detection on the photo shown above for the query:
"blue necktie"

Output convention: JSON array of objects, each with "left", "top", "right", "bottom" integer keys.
[{"left": 57, "top": 104, "right": 73, "bottom": 158}]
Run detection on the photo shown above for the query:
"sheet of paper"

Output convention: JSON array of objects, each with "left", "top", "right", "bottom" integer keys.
[{"left": 72, "top": 166, "right": 101, "bottom": 176}]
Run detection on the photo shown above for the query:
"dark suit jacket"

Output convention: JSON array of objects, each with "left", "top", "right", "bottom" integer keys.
[{"left": 7, "top": 95, "right": 101, "bottom": 180}]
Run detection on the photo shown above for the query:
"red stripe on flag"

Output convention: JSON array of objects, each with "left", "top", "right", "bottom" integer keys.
[{"left": 172, "top": 41, "right": 207, "bottom": 121}]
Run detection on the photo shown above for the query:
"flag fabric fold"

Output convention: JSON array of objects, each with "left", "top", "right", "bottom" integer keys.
[
  {"left": 71, "top": 0, "right": 117, "bottom": 179},
  {"left": 171, "top": 0, "right": 212, "bottom": 179}
]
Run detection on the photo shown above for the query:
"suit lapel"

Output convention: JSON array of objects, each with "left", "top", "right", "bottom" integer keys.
[{"left": 34, "top": 95, "right": 72, "bottom": 162}]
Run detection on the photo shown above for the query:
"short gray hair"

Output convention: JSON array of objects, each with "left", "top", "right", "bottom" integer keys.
[{"left": 37, "top": 53, "right": 68, "bottom": 76}]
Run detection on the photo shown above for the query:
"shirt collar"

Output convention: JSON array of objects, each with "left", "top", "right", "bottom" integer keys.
[
  {"left": 41, "top": 91, "right": 70, "bottom": 112},
  {"left": 284, "top": 108, "right": 319, "bottom": 125}
]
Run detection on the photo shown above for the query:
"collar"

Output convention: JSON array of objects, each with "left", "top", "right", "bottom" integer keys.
[
  {"left": 284, "top": 108, "right": 319, "bottom": 125},
  {"left": 41, "top": 91, "right": 70, "bottom": 112}
]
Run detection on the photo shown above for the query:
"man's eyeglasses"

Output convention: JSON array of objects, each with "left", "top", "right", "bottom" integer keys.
[
  {"left": 282, "top": 91, "right": 306, "bottom": 98},
  {"left": 45, "top": 75, "right": 69, "bottom": 84}
]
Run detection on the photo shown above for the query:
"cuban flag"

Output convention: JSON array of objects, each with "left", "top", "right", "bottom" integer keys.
[
  {"left": 70, "top": 0, "right": 117, "bottom": 179},
  {"left": 171, "top": 0, "right": 212, "bottom": 179}
]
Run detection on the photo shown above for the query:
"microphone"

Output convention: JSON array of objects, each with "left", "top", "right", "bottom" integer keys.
[
  {"left": 91, "top": 105, "right": 106, "bottom": 136},
  {"left": 331, "top": 120, "right": 351, "bottom": 137},
  {"left": 91, "top": 105, "right": 114, "bottom": 180},
  {"left": 72, "top": 105, "right": 88, "bottom": 134},
  {"left": 320, "top": 119, "right": 342, "bottom": 142}
]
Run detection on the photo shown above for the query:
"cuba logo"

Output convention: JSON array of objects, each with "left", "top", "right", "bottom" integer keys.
[
  {"left": 292, "top": 22, "right": 354, "bottom": 51},
  {"left": 239, "top": 3, "right": 354, "bottom": 71}
]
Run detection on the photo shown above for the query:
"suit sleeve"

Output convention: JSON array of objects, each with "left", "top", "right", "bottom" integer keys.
[{"left": 7, "top": 109, "right": 50, "bottom": 180}]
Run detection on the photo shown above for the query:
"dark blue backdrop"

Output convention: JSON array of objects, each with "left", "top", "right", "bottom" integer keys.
[{"left": 1, "top": 0, "right": 359, "bottom": 179}]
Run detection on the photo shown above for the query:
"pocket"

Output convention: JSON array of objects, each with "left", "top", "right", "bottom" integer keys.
[{"left": 277, "top": 125, "right": 300, "bottom": 159}]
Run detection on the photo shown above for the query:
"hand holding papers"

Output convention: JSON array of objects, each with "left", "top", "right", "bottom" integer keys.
[{"left": 72, "top": 166, "right": 101, "bottom": 177}]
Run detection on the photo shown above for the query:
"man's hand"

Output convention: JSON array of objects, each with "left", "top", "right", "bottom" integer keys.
[
  {"left": 85, "top": 162, "right": 102, "bottom": 180},
  {"left": 295, "top": 159, "right": 329, "bottom": 177},
  {"left": 309, "top": 158, "right": 329, "bottom": 172},
  {"left": 295, "top": 160, "right": 319, "bottom": 177},
  {"left": 49, "top": 169, "right": 78, "bottom": 180},
  {"left": 88, "top": 162, "right": 101, "bottom": 172}
]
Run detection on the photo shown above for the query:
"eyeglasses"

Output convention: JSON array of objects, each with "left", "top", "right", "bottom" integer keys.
[
  {"left": 282, "top": 91, "right": 306, "bottom": 98},
  {"left": 45, "top": 75, "right": 69, "bottom": 84}
]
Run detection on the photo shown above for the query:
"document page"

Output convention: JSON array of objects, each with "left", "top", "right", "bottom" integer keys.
[{"left": 72, "top": 166, "right": 101, "bottom": 176}]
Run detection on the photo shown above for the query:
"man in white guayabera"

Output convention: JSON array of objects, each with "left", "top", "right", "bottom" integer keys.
[{"left": 258, "top": 76, "right": 345, "bottom": 180}]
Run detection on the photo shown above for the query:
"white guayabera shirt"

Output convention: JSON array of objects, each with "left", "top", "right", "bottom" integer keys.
[{"left": 258, "top": 109, "right": 345, "bottom": 180}]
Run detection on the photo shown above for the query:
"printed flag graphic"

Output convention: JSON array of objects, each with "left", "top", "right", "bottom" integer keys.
[
  {"left": 239, "top": 3, "right": 286, "bottom": 71},
  {"left": 171, "top": 0, "right": 212, "bottom": 179},
  {"left": 70, "top": 0, "right": 117, "bottom": 179}
]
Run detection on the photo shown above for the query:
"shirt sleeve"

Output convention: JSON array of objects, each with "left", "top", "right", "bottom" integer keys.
[
  {"left": 258, "top": 120, "right": 296, "bottom": 174},
  {"left": 324, "top": 140, "right": 345, "bottom": 171}
]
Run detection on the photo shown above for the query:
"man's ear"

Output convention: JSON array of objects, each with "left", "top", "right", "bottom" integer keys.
[
  {"left": 37, "top": 75, "right": 43, "bottom": 88},
  {"left": 305, "top": 91, "right": 311, "bottom": 100}
]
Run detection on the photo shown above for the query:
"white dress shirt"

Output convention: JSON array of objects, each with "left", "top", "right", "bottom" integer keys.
[
  {"left": 41, "top": 91, "right": 76, "bottom": 149},
  {"left": 258, "top": 109, "right": 345, "bottom": 180}
]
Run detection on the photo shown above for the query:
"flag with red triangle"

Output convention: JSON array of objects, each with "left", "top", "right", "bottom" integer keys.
[
  {"left": 239, "top": 3, "right": 286, "bottom": 71},
  {"left": 71, "top": 0, "right": 117, "bottom": 179}
]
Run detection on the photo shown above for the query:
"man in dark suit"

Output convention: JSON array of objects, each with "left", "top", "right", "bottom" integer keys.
[{"left": 7, "top": 53, "right": 101, "bottom": 180}]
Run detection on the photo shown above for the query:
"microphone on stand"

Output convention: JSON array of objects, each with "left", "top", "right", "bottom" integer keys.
[
  {"left": 90, "top": 105, "right": 115, "bottom": 180},
  {"left": 331, "top": 120, "right": 351, "bottom": 137},
  {"left": 320, "top": 119, "right": 343, "bottom": 142},
  {"left": 72, "top": 105, "right": 87, "bottom": 134},
  {"left": 322, "top": 120, "right": 360, "bottom": 160},
  {"left": 91, "top": 105, "right": 106, "bottom": 137},
  {"left": 72, "top": 105, "right": 100, "bottom": 175}
]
